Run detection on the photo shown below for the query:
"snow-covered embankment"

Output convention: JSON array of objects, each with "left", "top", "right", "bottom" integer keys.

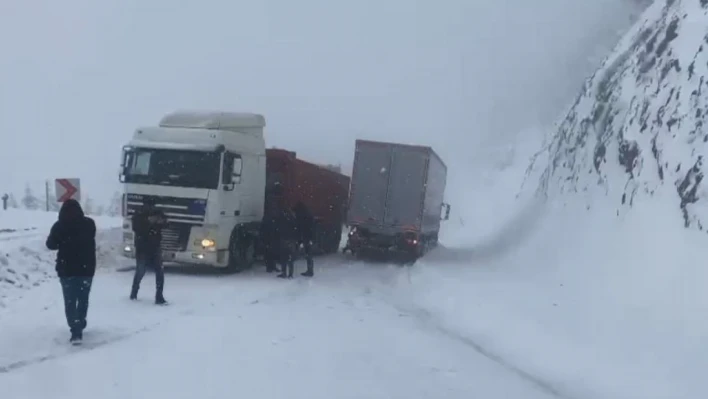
[{"left": 0, "top": 209, "right": 123, "bottom": 308}]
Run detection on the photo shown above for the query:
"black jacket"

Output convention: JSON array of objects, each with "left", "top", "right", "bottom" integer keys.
[
  {"left": 261, "top": 205, "right": 297, "bottom": 247},
  {"left": 132, "top": 205, "right": 166, "bottom": 254},
  {"left": 293, "top": 202, "right": 315, "bottom": 242},
  {"left": 46, "top": 199, "right": 97, "bottom": 278}
]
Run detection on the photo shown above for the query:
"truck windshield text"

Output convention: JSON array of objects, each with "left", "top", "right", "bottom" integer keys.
[{"left": 122, "top": 148, "right": 221, "bottom": 189}]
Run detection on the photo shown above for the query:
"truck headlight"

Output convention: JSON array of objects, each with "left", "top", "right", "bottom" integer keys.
[{"left": 199, "top": 238, "right": 216, "bottom": 248}]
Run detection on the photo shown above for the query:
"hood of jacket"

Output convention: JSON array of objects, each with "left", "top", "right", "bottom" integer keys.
[{"left": 58, "top": 199, "right": 85, "bottom": 223}]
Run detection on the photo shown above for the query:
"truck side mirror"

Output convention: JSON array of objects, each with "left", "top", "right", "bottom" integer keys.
[
  {"left": 441, "top": 203, "right": 451, "bottom": 221},
  {"left": 232, "top": 157, "right": 243, "bottom": 184}
]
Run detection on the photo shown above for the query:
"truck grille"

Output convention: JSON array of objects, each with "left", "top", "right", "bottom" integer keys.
[
  {"left": 160, "top": 224, "right": 190, "bottom": 252},
  {"left": 126, "top": 193, "right": 206, "bottom": 225}
]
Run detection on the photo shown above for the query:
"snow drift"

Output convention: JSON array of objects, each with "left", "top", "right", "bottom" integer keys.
[{"left": 0, "top": 210, "right": 123, "bottom": 308}]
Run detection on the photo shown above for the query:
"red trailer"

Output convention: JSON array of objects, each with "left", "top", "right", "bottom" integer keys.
[{"left": 265, "top": 148, "right": 350, "bottom": 254}]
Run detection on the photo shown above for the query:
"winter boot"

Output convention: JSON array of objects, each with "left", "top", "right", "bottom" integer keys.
[
  {"left": 155, "top": 294, "right": 167, "bottom": 305},
  {"left": 69, "top": 331, "right": 82, "bottom": 344},
  {"left": 130, "top": 286, "right": 138, "bottom": 300},
  {"left": 301, "top": 259, "right": 314, "bottom": 277}
]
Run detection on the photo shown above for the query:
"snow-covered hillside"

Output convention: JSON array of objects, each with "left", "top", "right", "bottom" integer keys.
[{"left": 528, "top": 0, "right": 708, "bottom": 230}]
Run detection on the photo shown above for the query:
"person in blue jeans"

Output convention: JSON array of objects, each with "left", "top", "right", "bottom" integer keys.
[{"left": 46, "top": 199, "right": 97, "bottom": 344}]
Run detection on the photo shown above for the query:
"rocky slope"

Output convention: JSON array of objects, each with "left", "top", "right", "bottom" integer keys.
[{"left": 526, "top": 0, "right": 708, "bottom": 230}]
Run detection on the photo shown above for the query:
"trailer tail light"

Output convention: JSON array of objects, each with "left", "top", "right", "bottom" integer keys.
[{"left": 402, "top": 231, "right": 419, "bottom": 246}]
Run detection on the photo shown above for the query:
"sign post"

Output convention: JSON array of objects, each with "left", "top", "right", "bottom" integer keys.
[{"left": 55, "top": 178, "right": 81, "bottom": 203}]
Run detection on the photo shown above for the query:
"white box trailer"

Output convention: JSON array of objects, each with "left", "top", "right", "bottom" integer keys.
[{"left": 344, "top": 139, "right": 451, "bottom": 260}]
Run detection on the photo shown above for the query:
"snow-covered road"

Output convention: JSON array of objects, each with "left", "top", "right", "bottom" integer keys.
[
  {"left": 2, "top": 206, "right": 704, "bottom": 399},
  {"left": 0, "top": 251, "right": 560, "bottom": 399}
]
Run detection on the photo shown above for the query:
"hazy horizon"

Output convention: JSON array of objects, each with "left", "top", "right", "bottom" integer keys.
[{"left": 1, "top": 0, "right": 642, "bottom": 207}]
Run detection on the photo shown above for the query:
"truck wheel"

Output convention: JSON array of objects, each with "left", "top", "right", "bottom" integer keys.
[{"left": 227, "top": 230, "right": 255, "bottom": 273}]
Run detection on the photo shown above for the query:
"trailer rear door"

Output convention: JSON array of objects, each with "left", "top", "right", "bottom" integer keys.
[
  {"left": 348, "top": 143, "right": 391, "bottom": 226},
  {"left": 383, "top": 146, "right": 428, "bottom": 229}
]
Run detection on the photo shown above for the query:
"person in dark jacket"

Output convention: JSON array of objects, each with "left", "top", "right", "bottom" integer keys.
[
  {"left": 261, "top": 196, "right": 297, "bottom": 277},
  {"left": 261, "top": 200, "right": 281, "bottom": 274},
  {"left": 275, "top": 207, "right": 298, "bottom": 279},
  {"left": 130, "top": 197, "right": 168, "bottom": 304},
  {"left": 45, "top": 199, "right": 96, "bottom": 344},
  {"left": 292, "top": 201, "right": 315, "bottom": 277}
]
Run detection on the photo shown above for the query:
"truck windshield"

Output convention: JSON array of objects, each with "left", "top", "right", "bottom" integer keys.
[{"left": 122, "top": 148, "right": 221, "bottom": 189}]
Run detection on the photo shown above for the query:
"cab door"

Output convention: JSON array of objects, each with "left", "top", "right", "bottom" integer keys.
[{"left": 220, "top": 152, "right": 243, "bottom": 220}]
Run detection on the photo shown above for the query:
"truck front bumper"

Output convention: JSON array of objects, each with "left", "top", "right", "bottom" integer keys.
[{"left": 121, "top": 245, "right": 228, "bottom": 267}]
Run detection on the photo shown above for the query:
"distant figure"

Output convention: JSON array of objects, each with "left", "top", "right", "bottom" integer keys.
[
  {"left": 275, "top": 206, "right": 298, "bottom": 279},
  {"left": 130, "top": 197, "right": 168, "bottom": 304},
  {"left": 261, "top": 182, "right": 285, "bottom": 273},
  {"left": 45, "top": 199, "right": 97, "bottom": 344},
  {"left": 293, "top": 201, "right": 315, "bottom": 277},
  {"left": 1, "top": 193, "right": 7, "bottom": 210},
  {"left": 261, "top": 197, "right": 297, "bottom": 278},
  {"left": 261, "top": 200, "right": 282, "bottom": 274}
]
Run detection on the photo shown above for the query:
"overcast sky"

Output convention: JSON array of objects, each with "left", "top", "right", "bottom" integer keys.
[{"left": 0, "top": 0, "right": 642, "bottom": 205}]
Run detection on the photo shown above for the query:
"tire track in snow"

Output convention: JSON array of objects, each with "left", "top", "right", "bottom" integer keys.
[
  {"left": 323, "top": 263, "right": 574, "bottom": 399},
  {"left": 0, "top": 271, "right": 314, "bottom": 375},
  {"left": 393, "top": 303, "right": 570, "bottom": 399},
  {"left": 0, "top": 308, "right": 196, "bottom": 374}
]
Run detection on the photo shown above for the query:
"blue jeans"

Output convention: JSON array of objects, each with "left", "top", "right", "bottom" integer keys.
[
  {"left": 132, "top": 250, "right": 164, "bottom": 297},
  {"left": 60, "top": 277, "right": 93, "bottom": 334}
]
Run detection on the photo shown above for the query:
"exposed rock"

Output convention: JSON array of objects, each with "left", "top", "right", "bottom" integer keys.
[{"left": 526, "top": 0, "right": 708, "bottom": 230}]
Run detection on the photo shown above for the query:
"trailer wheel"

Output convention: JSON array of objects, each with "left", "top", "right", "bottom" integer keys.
[{"left": 227, "top": 229, "right": 255, "bottom": 273}]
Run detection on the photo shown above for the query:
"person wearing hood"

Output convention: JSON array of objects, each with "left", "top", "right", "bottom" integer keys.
[
  {"left": 46, "top": 199, "right": 97, "bottom": 344},
  {"left": 130, "top": 196, "right": 168, "bottom": 304}
]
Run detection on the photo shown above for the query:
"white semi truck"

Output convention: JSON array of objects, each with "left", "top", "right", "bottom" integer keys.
[{"left": 119, "top": 111, "right": 267, "bottom": 272}]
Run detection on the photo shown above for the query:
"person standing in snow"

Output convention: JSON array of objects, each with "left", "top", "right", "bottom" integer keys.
[
  {"left": 261, "top": 182, "right": 297, "bottom": 278},
  {"left": 261, "top": 199, "right": 282, "bottom": 274},
  {"left": 292, "top": 201, "right": 315, "bottom": 277},
  {"left": 275, "top": 206, "right": 298, "bottom": 279},
  {"left": 130, "top": 197, "right": 168, "bottom": 304},
  {"left": 45, "top": 199, "right": 97, "bottom": 344}
]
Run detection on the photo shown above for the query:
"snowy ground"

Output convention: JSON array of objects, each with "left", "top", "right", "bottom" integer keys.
[
  {"left": 0, "top": 234, "right": 559, "bottom": 399},
  {"left": 1, "top": 188, "right": 704, "bottom": 399}
]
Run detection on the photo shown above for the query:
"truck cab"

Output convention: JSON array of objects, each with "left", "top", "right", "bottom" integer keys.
[{"left": 119, "top": 111, "right": 266, "bottom": 271}]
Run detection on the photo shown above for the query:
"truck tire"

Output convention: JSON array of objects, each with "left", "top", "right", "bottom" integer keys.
[{"left": 227, "top": 229, "right": 255, "bottom": 273}]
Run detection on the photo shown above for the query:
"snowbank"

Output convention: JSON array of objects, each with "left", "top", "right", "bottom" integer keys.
[
  {"left": 0, "top": 208, "right": 122, "bottom": 230},
  {"left": 390, "top": 193, "right": 707, "bottom": 399},
  {"left": 0, "top": 209, "right": 123, "bottom": 308}
]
